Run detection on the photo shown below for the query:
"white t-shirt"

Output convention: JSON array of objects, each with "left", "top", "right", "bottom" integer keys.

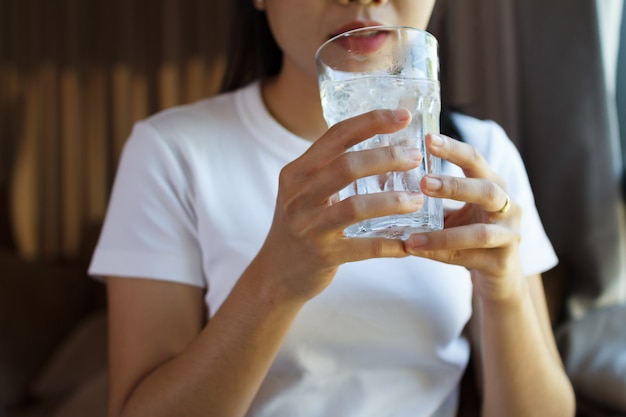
[{"left": 89, "top": 81, "right": 557, "bottom": 417}]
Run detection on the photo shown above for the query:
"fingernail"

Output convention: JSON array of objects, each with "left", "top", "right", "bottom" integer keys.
[
  {"left": 430, "top": 134, "right": 443, "bottom": 147},
  {"left": 393, "top": 109, "right": 411, "bottom": 122},
  {"left": 424, "top": 176, "right": 443, "bottom": 191}
]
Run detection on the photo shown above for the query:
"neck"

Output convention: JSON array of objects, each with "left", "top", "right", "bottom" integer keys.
[{"left": 261, "top": 64, "right": 329, "bottom": 142}]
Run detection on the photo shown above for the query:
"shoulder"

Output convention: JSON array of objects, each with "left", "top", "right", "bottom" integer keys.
[
  {"left": 450, "top": 113, "right": 510, "bottom": 147},
  {"left": 449, "top": 112, "right": 520, "bottom": 167},
  {"left": 121, "top": 85, "right": 255, "bottom": 161},
  {"left": 143, "top": 89, "right": 241, "bottom": 140}
]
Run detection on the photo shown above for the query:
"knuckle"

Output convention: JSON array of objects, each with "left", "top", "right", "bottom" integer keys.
[
  {"left": 370, "top": 239, "right": 385, "bottom": 258},
  {"left": 467, "top": 143, "right": 484, "bottom": 164},
  {"left": 391, "top": 191, "right": 406, "bottom": 206},
  {"left": 387, "top": 146, "right": 400, "bottom": 163},
  {"left": 370, "top": 109, "right": 389, "bottom": 125},
  {"left": 278, "top": 162, "right": 299, "bottom": 188},
  {"left": 388, "top": 146, "right": 416, "bottom": 167},
  {"left": 340, "top": 196, "right": 366, "bottom": 220},
  {"left": 446, "top": 250, "right": 463, "bottom": 265},
  {"left": 393, "top": 192, "right": 421, "bottom": 212},
  {"left": 342, "top": 151, "right": 360, "bottom": 176},
  {"left": 368, "top": 109, "right": 398, "bottom": 130},
  {"left": 485, "top": 182, "right": 500, "bottom": 204},
  {"left": 475, "top": 224, "right": 496, "bottom": 246},
  {"left": 327, "top": 122, "right": 349, "bottom": 147},
  {"left": 493, "top": 249, "right": 512, "bottom": 272},
  {"left": 397, "top": 194, "right": 411, "bottom": 211},
  {"left": 448, "top": 177, "right": 463, "bottom": 197}
]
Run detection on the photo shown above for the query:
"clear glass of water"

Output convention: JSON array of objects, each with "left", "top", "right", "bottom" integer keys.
[{"left": 315, "top": 25, "right": 443, "bottom": 239}]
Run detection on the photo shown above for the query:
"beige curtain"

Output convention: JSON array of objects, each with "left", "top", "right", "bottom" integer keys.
[{"left": 1, "top": 0, "right": 229, "bottom": 259}]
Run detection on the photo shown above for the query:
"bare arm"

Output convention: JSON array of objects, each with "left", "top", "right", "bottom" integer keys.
[
  {"left": 107, "top": 271, "right": 305, "bottom": 417},
  {"left": 467, "top": 274, "right": 575, "bottom": 417}
]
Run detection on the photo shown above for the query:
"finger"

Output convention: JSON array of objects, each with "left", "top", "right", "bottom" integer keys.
[
  {"left": 421, "top": 174, "right": 511, "bottom": 214},
  {"left": 405, "top": 225, "right": 520, "bottom": 274},
  {"left": 405, "top": 247, "right": 512, "bottom": 276},
  {"left": 306, "top": 145, "right": 422, "bottom": 204},
  {"left": 425, "top": 134, "right": 500, "bottom": 183},
  {"left": 336, "top": 236, "right": 410, "bottom": 262},
  {"left": 405, "top": 224, "right": 518, "bottom": 253},
  {"left": 305, "top": 191, "right": 424, "bottom": 232},
  {"left": 298, "top": 109, "right": 412, "bottom": 174}
]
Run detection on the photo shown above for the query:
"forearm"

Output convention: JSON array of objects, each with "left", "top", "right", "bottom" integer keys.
[
  {"left": 478, "top": 284, "right": 575, "bottom": 417},
  {"left": 115, "top": 264, "right": 305, "bottom": 417}
]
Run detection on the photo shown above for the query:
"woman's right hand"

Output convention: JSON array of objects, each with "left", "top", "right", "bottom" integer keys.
[{"left": 252, "top": 108, "right": 422, "bottom": 304}]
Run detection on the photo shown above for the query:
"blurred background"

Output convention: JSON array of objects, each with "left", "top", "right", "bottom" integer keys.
[{"left": 1, "top": 0, "right": 625, "bottom": 416}]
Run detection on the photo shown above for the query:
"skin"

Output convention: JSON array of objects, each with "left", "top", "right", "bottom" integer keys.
[{"left": 106, "top": 1, "right": 576, "bottom": 416}]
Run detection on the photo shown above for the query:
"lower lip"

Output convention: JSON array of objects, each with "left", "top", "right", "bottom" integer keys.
[{"left": 335, "top": 30, "right": 388, "bottom": 54}]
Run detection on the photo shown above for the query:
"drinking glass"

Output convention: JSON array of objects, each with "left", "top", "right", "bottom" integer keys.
[{"left": 316, "top": 25, "right": 443, "bottom": 239}]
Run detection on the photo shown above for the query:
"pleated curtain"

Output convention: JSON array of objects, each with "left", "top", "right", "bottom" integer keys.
[{"left": 0, "top": 0, "right": 229, "bottom": 259}]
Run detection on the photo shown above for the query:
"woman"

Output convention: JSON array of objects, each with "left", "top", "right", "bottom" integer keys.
[{"left": 90, "top": 0, "right": 576, "bottom": 416}]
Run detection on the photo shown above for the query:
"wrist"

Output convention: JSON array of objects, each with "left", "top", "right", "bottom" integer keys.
[
  {"left": 473, "top": 271, "right": 530, "bottom": 312},
  {"left": 243, "top": 245, "right": 336, "bottom": 309}
]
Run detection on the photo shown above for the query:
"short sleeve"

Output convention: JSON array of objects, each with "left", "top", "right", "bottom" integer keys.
[
  {"left": 489, "top": 122, "right": 558, "bottom": 276},
  {"left": 88, "top": 121, "right": 205, "bottom": 288}
]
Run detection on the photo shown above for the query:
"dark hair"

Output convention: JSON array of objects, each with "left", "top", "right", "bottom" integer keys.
[
  {"left": 220, "top": 1, "right": 462, "bottom": 141},
  {"left": 220, "top": 0, "right": 282, "bottom": 93}
]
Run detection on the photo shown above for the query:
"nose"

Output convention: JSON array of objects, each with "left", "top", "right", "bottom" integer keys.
[{"left": 335, "top": 0, "right": 388, "bottom": 5}]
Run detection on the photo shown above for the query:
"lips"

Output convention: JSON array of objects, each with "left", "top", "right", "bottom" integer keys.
[
  {"left": 330, "top": 22, "right": 389, "bottom": 54},
  {"left": 330, "top": 20, "right": 385, "bottom": 38}
]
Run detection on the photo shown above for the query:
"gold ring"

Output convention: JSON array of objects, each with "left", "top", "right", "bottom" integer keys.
[{"left": 496, "top": 194, "right": 511, "bottom": 215}]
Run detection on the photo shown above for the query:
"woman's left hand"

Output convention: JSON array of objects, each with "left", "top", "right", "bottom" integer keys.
[{"left": 404, "top": 133, "right": 525, "bottom": 304}]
